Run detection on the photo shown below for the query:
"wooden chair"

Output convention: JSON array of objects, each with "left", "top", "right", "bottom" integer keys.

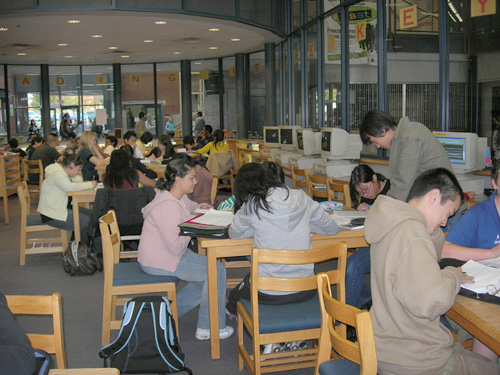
[
  {"left": 305, "top": 170, "right": 328, "bottom": 199},
  {"left": 210, "top": 174, "right": 219, "bottom": 204},
  {"left": 326, "top": 178, "right": 352, "bottom": 208},
  {"left": 291, "top": 166, "right": 307, "bottom": 189},
  {"left": 315, "top": 273, "right": 377, "bottom": 375},
  {"left": 99, "top": 210, "right": 178, "bottom": 346},
  {"left": 6, "top": 293, "right": 67, "bottom": 369},
  {"left": 18, "top": 181, "right": 70, "bottom": 266},
  {"left": 280, "top": 164, "right": 293, "bottom": 180},
  {"left": 237, "top": 242, "right": 348, "bottom": 375},
  {"left": 230, "top": 169, "right": 237, "bottom": 193},
  {"left": 22, "top": 158, "right": 44, "bottom": 198}
]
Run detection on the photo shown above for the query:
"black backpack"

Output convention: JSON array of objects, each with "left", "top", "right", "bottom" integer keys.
[
  {"left": 99, "top": 296, "right": 192, "bottom": 374},
  {"left": 62, "top": 241, "right": 103, "bottom": 276}
]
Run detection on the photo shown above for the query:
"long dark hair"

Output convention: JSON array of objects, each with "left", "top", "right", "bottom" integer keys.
[
  {"left": 156, "top": 157, "right": 195, "bottom": 191},
  {"left": 103, "top": 148, "right": 138, "bottom": 189},
  {"left": 349, "top": 164, "right": 387, "bottom": 207},
  {"left": 158, "top": 134, "right": 176, "bottom": 159},
  {"left": 212, "top": 129, "right": 225, "bottom": 149}
]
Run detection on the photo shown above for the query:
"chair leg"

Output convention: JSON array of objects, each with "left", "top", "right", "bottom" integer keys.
[
  {"left": 20, "top": 224, "right": 27, "bottom": 266},
  {"left": 238, "top": 311, "right": 244, "bottom": 371},
  {"left": 102, "top": 292, "right": 113, "bottom": 346},
  {"left": 3, "top": 196, "right": 9, "bottom": 225},
  {"left": 60, "top": 230, "right": 69, "bottom": 251}
]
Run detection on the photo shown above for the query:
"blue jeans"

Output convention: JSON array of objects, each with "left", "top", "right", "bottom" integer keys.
[
  {"left": 44, "top": 207, "right": 91, "bottom": 244},
  {"left": 345, "top": 247, "right": 371, "bottom": 308},
  {"left": 140, "top": 249, "right": 227, "bottom": 331}
]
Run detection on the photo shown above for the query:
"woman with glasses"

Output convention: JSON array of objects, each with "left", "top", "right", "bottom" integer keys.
[
  {"left": 346, "top": 164, "right": 391, "bottom": 311},
  {"left": 350, "top": 164, "right": 390, "bottom": 211}
]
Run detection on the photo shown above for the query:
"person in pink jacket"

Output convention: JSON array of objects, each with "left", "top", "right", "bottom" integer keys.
[{"left": 138, "top": 157, "right": 234, "bottom": 341}]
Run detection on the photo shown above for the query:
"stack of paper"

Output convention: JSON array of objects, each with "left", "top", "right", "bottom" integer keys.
[
  {"left": 461, "top": 260, "right": 500, "bottom": 295},
  {"left": 190, "top": 209, "right": 234, "bottom": 227}
]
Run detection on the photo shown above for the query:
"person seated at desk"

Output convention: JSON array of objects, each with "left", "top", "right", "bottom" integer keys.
[
  {"left": 103, "top": 148, "right": 155, "bottom": 189},
  {"left": 138, "top": 157, "right": 233, "bottom": 341},
  {"left": 120, "top": 144, "right": 158, "bottom": 180},
  {"left": 226, "top": 162, "right": 338, "bottom": 318},
  {"left": 345, "top": 165, "right": 390, "bottom": 311},
  {"left": 147, "top": 134, "right": 176, "bottom": 162},
  {"left": 196, "top": 128, "right": 227, "bottom": 156},
  {"left": 4, "top": 137, "right": 27, "bottom": 158},
  {"left": 37, "top": 153, "right": 97, "bottom": 243},
  {"left": 65, "top": 132, "right": 78, "bottom": 154},
  {"left": 197, "top": 125, "right": 213, "bottom": 148},
  {"left": 442, "top": 158, "right": 500, "bottom": 362},
  {"left": 78, "top": 131, "right": 109, "bottom": 181},
  {"left": 32, "top": 133, "right": 63, "bottom": 171},
  {"left": 182, "top": 135, "right": 201, "bottom": 152},
  {"left": 136, "top": 131, "right": 153, "bottom": 158},
  {"left": 171, "top": 153, "right": 212, "bottom": 204},
  {"left": 123, "top": 130, "right": 144, "bottom": 160},
  {"left": 26, "top": 136, "right": 43, "bottom": 160},
  {"left": 103, "top": 135, "right": 118, "bottom": 156},
  {"left": 365, "top": 167, "right": 500, "bottom": 374}
]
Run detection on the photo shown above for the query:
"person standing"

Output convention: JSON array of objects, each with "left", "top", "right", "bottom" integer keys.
[
  {"left": 193, "top": 111, "right": 205, "bottom": 136},
  {"left": 145, "top": 113, "right": 156, "bottom": 135},
  {"left": 135, "top": 112, "right": 147, "bottom": 136}
]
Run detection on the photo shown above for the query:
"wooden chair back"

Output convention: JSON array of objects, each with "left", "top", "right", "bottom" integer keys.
[
  {"left": 315, "top": 273, "right": 377, "bottom": 375},
  {"left": 6, "top": 293, "right": 67, "bottom": 369},
  {"left": 22, "top": 158, "right": 44, "bottom": 197},
  {"left": 305, "top": 170, "right": 328, "bottom": 199},
  {"left": 326, "top": 178, "right": 352, "bottom": 208},
  {"left": 280, "top": 164, "right": 293, "bottom": 180},
  {"left": 291, "top": 166, "right": 307, "bottom": 189},
  {"left": 210, "top": 174, "right": 219, "bottom": 204}
]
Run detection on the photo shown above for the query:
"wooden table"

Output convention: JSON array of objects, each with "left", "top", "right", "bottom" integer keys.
[
  {"left": 446, "top": 295, "right": 500, "bottom": 356},
  {"left": 198, "top": 230, "right": 368, "bottom": 360},
  {"left": 68, "top": 189, "right": 97, "bottom": 242}
]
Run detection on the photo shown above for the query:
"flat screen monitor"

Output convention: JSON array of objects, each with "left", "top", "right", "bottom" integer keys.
[
  {"left": 433, "top": 131, "right": 478, "bottom": 174},
  {"left": 263, "top": 126, "right": 280, "bottom": 148},
  {"left": 320, "top": 128, "right": 350, "bottom": 159},
  {"left": 297, "top": 128, "right": 320, "bottom": 156},
  {"left": 279, "top": 126, "right": 301, "bottom": 150}
]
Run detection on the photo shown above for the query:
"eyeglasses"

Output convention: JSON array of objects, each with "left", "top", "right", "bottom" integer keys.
[{"left": 357, "top": 181, "right": 372, "bottom": 197}]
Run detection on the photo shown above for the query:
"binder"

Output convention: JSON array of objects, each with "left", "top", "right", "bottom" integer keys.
[{"left": 178, "top": 215, "right": 230, "bottom": 239}]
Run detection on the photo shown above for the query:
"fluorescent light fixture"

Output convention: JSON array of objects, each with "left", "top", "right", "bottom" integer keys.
[
  {"left": 209, "top": 28, "right": 220, "bottom": 32},
  {"left": 92, "top": 34, "right": 102, "bottom": 38},
  {"left": 17, "top": 53, "right": 26, "bottom": 56},
  {"left": 121, "top": 55, "right": 130, "bottom": 58},
  {"left": 67, "top": 20, "right": 80, "bottom": 24},
  {"left": 194, "top": 62, "right": 202, "bottom": 65},
  {"left": 57, "top": 43, "right": 68, "bottom": 47},
  {"left": 155, "top": 21, "right": 167, "bottom": 25},
  {"left": 144, "top": 40, "right": 154, "bottom": 43},
  {"left": 209, "top": 46, "right": 218, "bottom": 50},
  {"left": 230, "top": 38, "right": 240, "bottom": 42},
  {"left": 108, "top": 46, "right": 118, "bottom": 50},
  {"left": 0, "top": 28, "right": 8, "bottom": 31},
  {"left": 65, "top": 56, "right": 73, "bottom": 58},
  {"left": 173, "top": 51, "right": 181, "bottom": 55},
  {"left": 447, "top": 1, "right": 463, "bottom": 22}
]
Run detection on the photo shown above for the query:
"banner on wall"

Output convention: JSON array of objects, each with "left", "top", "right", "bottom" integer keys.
[
  {"left": 471, "top": 0, "right": 496, "bottom": 17},
  {"left": 324, "top": 0, "right": 377, "bottom": 65}
]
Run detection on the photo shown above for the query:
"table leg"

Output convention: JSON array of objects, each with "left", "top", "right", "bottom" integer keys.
[
  {"left": 73, "top": 196, "right": 81, "bottom": 242},
  {"left": 206, "top": 248, "right": 220, "bottom": 360}
]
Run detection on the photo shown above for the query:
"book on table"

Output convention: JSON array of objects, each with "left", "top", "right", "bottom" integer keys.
[{"left": 179, "top": 209, "right": 234, "bottom": 238}]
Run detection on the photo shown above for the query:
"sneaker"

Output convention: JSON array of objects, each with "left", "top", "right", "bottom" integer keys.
[
  {"left": 195, "top": 326, "right": 234, "bottom": 341},
  {"left": 225, "top": 308, "right": 237, "bottom": 320}
]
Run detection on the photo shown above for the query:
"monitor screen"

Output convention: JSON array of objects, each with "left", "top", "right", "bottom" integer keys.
[
  {"left": 321, "top": 131, "right": 331, "bottom": 152},
  {"left": 297, "top": 132, "right": 304, "bottom": 150},
  {"left": 265, "top": 128, "right": 279, "bottom": 143},
  {"left": 436, "top": 136, "right": 466, "bottom": 165},
  {"left": 280, "top": 129, "right": 293, "bottom": 145}
]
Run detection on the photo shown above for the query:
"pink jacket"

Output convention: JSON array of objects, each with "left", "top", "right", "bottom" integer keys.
[{"left": 138, "top": 190, "right": 200, "bottom": 272}]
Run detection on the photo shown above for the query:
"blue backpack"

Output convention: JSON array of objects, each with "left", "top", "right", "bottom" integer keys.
[{"left": 99, "top": 296, "right": 191, "bottom": 374}]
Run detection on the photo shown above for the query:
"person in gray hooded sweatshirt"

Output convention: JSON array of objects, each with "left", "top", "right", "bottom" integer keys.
[{"left": 226, "top": 162, "right": 339, "bottom": 314}]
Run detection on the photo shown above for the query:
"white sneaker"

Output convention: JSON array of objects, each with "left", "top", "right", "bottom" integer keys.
[{"left": 195, "top": 326, "right": 234, "bottom": 341}]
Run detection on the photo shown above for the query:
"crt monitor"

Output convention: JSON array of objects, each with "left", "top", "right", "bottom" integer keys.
[
  {"left": 297, "top": 128, "right": 320, "bottom": 156},
  {"left": 263, "top": 126, "right": 280, "bottom": 148},
  {"left": 279, "top": 126, "right": 301, "bottom": 150},
  {"left": 320, "top": 128, "right": 350, "bottom": 159},
  {"left": 433, "top": 131, "right": 478, "bottom": 174}
]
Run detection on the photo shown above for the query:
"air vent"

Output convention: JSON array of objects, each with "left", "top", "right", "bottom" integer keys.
[
  {"left": 182, "top": 37, "right": 201, "bottom": 43},
  {"left": 110, "top": 50, "right": 128, "bottom": 54},
  {"left": 7, "top": 43, "right": 37, "bottom": 49}
]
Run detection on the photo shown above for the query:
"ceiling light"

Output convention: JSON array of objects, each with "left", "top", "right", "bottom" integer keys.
[
  {"left": 230, "top": 38, "right": 240, "bottom": 42},
  {"left": 144, "top": 40, "right": 154, "bottom": 43},
  {"left": 92, "top": 34, "right": 102, "bottom": 38},
  {"left": 108, "top": 46, "right": 118, "bottom": 50},
  {"left": 57, "top": 43, "right": 68, "bottom": 47},
  {"left": 209, "top": 47, "right": 218, "bottom": 50},
  {"left": 67, "top": 19, "right": 80, "bottom": 24},
  {"left": 17, "top": 53, "right": 26, "bottom": 56},
  {"left": 65, "top": 56, "right": 73, "bottom": 58},
  {"left": 194, "top": 62, "right": 202, "bottom": 65},
  {"left": 121, "top": 55, "right": 130, "bottom": 58},
  {"left": 0, "top": 28, "right": 8, "bottom": 31},
  {"left": 155, "top": 21, "right": 167, "bottom": 25},
  {"left": 173, "top": 52, "right": 181, "bottom": 55},
  {"left": 209, "top": 28, "right": 220, "bottom": 32}
]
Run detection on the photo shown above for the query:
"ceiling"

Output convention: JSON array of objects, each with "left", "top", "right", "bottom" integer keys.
[{"left": 0, "top": 9, "right": 282, "bottom": 71}]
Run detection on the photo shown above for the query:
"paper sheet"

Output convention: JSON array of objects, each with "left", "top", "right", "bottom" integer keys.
[
  {"left": 190, "top": 210, "right": 234, "bottom": 226},
  {"left": 461, "top": 260, "right": 500, "bottom": 295}
]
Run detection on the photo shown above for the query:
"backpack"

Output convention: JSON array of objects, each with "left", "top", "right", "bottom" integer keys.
[
  {"left": 62, "top": 241, "right": 102, "bottom": 276},
  {"left": 99, "top": 296, "right": 192, "bottom": 375},
  {"left": 33, "top": 349, "right": 51, "bottom": 375}
]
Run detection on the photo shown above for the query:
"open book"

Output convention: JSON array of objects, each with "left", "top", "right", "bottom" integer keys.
[
  {"left": 179, "top": 209, "right": 234, "bottom": 238},
  {"left": 461, "top": 260, "right": 500, "bottom": 296}
]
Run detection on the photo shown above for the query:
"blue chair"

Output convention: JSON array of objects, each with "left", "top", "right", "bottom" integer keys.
[
  {"left": 315, "top": 273, "right": 377, "bottom": 375},
  {"left": 237, "top": 243, "right": 347, "bottom": 375},
  {"left": 99, "top": 210, "right": 178, "bottom": 346}
]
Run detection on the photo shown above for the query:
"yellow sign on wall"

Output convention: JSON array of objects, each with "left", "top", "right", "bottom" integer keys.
[
  {"left": 254, "top": 63, "right": 260, "bottom": 74},
  {"left": 471, "top": 0, "right": 496, "bottom": 17},
  {"left": 168, "top": 73, "right": 177, "bottom": 82},
  {"left": 54, "top": 77, "right": 65, "bottom": 86},
  {"left": 130, "top": 74, "right": 141, "bottom": 83},
  {"left": 200, "top": 70, "right": 209, "bottom": 80},
  {"left": 355, "top": 22, "right": 366, "bottom": 42},
  {"left": 96, "top": 76, "right": 107, "bottom": 85},
  {"left": 327, "top": 34, "right": 335, "bottom": 52},
  {"left": 230, "top": 66, "right": 235, "bottom": 77},
  {"left": 308, "top": 42, "right": 315, "bottom": 58},
  {"left": 20, "top": 76, "right": 31, "bottom": 86},
  {"left": 400, "top": 5, "right": 417, "bottom": 29}
]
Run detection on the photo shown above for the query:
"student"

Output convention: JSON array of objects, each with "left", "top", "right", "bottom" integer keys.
[
  {"left": 123, "top": 130, "right": 144, "bottom": 159},
  {"left": 5, "top": 138, "right": 27, "bottom": 158},
  {"left": 37, "top": 153, "right": 97, "bottom": 243},
  {"left": 77, "top": 131, "right": 109, "bottom": 181},
  {"left": 32, "top": 134, "right": 63, "bottom": 170},
  {"left": 345, "top": 164, "right": 390, "bottom": 309},
  {"left": 135, "top": 111, "right": 147, "bottom": 136},
  {"left": 365, "top": 168, "right": 500, "bottom": 374},
  {"left": 103, "top": 148, "right": 155, "bottom": 189},
  {"left": 147, "top": 134, "right": 176, "bottom": 161},
  {"left": 65, "top": 132, "right": 78, "bottom": 153},
  {"left": 196, "top": 129, "right": 228, "bottom": 155},
  {"left": 182, "top": 135, "right": 201, "bottom": 151},
  {"left": 136, "top": 131, "right": 153, "bottom": 157},
  {"left": 138, "top": 157, "right": 233, "bottom": 341},
  {"left": 120, "top": 144, "right": 158, "bottom": 180},
  {"left": 103, "top": 135, "right": 118, "bottom": 156},
  {"left": 227, "top": 162, "right": 339, "bottom": 314},
  {"left": 197, "top": 125, "right": 213, "bottom": 148},
  {"left": 170, "top": 153, "right": 213, "bottom": 204},
  {"left": 26, "top": 136, "right": 43, "bottom": 160},
  {"left": 349, "top": 164, "right": 390, "bottom": 211}
]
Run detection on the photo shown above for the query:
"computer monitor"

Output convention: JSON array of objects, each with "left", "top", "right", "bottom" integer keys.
[
  {"left": 433, "top": 131, "right": 479, "bottom": 174},
  {"left": 320, "top": 128, "right": 350, "bottom": 159},
  {"left": 263, "top": 126, "right": 280, "bottom": 148},
  {"left": 297, "top": 128, "right": 320, "bottom": 156},
  {"left": 279, "top": 126, "right": 301, "bottom": 150}
]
